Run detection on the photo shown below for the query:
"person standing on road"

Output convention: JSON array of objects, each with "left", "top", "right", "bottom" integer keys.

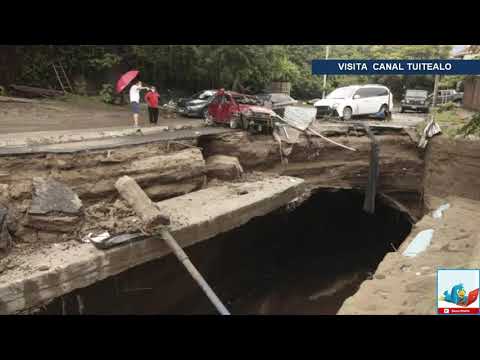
[
  {"left": 144, "top": 86, "right": 160, "bottom": 125},
  {"left": 129, "top": 80, "right": 150, "bottom": 128}
]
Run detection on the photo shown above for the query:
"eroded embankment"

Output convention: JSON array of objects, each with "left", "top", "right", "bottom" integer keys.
[
  {"left": 0, "top": 142, "right": 206, "bottom": 251},
  {"left": 424, "top": 136, "right": 480, "bottom": 201},
  {"left": 200, "top": 125, "right": 424, "bottom": 219},
  {"left": 339, "top": 135, "right": 480, "bottom": 315},
  {"left": 0, "top": 124, "right": 425, "bottom": 314}
]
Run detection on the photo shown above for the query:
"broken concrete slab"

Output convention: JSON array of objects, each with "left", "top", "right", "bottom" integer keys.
[
  {"left": 0, "top": 176, "right": 305, "bottom": 314},
  {"left": 29, "top": 177, "right": 82, "bottom": 215},
  {"left": 206, "top": 155, "right": 244, "bottom": 180}
]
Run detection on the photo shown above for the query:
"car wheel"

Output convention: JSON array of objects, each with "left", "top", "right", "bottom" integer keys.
[
  {"left": 379, "top": 105, "right": 390, "bottom": 120},
  {"left": 342, "top": 107, "right": 352, "bottom": 121},
  {"left": 400, "top": 107, "right": 404, "bottom": 113}
]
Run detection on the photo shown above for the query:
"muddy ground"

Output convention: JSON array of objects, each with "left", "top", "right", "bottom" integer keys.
[
  {"left": 0, "top": 98, "right": 201, "bottom": 134},
  {"left": 0, "top": 97, "right": 426, "bottom": 134}
]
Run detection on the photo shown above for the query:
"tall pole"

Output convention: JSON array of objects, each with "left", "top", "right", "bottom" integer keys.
[
  {"left": 432, "top": 45, "right": 442, "bottom": 107},
  {"left": 432, "top": 74, "right": 440, "bottom": 107},
  {"left": 322, "top": 45, "right": 330, "bottom": 99}
]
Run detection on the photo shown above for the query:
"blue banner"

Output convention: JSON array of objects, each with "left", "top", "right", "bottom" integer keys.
[{"left": 312, "top": 59, "right": 480, "bottom": 75}]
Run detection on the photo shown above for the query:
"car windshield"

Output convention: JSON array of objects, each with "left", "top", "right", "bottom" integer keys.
[
  {"left": 326, "top": 87, "right": 356, "bottom": 99},
  {"left": 406, "top": 90, "right": 428, "bottom": 98}
]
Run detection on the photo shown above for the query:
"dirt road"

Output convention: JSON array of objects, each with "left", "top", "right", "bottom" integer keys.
[
  {"left": 0, "top": 96, "right": 427, "bottom": 135},
  {"left": 0, "top": 98, "right": 202, "bottom": 134}
]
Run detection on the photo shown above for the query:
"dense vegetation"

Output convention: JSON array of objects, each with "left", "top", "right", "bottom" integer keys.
[{"left": 0, "top": 45, "right": 458, "bottom": 100}]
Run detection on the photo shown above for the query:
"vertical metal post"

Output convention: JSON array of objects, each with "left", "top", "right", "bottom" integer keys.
[
  {"left": 322, "top": 45, "right": 330, "bottom": 99},
  {"left": 432, "top": 74, "right": 440, "bottom": 107}
]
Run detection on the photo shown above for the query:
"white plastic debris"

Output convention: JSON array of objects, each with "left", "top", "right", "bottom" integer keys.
[
  {"left": 81, "top": 232, "right": 93, "bottom": 243},
  {"left": 82, "top": 231, "right": 110, "bottom": 244},
  {"left": 432, "top": 203, "right": 450, "bottom": 219},
  {"left": 402, "top": 229, "right": 434, "bottom": 258}
]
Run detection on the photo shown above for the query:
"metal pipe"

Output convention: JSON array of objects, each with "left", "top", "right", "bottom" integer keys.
[
  {"left": 322, "top": 45, "right": 330, "bottom": 99},
  {"left": 160, "top": 229, "right": 231, "bottom": 315}
]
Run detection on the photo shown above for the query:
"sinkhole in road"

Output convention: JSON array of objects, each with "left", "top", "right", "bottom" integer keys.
[{"left": 39, "top": 189, "right": 412, "bottom": 315}]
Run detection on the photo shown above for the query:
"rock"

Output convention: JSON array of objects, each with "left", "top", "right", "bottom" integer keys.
[
  {"left": 206, "top": 155, "right": 244, "bottom": 181},
  {"left": 374, "top": 274, "right": 386, "bottom": 280},
  {"left": 38, "top": 265, "right": 50, "bottom": 271},
  {"left": 30, "top": 177, "right": 83, "bottom": 215}
]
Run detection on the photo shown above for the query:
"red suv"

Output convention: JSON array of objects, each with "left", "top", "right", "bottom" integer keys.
[{"left": 207, "top": 89, "right": 277, "bottom": 133}]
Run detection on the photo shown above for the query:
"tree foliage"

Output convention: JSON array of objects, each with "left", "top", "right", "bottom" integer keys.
[{"left": 1, "top": 45, "right": 456, "bottom": 99}]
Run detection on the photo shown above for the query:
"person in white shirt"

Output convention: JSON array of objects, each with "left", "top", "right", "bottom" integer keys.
[{"left": 129, "top": 80, "right": 150, "bottom": 128}]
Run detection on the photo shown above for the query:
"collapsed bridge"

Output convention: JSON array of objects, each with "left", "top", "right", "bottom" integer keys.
[{"left": 0, "top": 121, "right": 425, "bottom": 314}]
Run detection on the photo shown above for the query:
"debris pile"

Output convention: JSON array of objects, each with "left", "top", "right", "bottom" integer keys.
[{"left": 159, "top": 100, "right": 177, "bottom": 119}]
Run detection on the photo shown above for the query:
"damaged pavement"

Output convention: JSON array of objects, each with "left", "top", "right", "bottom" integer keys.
[{"left": 0, "top": 109, "right": 459, "bottom": 315}]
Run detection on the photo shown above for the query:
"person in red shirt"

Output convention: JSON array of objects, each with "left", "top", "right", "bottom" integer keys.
[{"left": 144, "top": 86, "right": 160, "bottom": 125}]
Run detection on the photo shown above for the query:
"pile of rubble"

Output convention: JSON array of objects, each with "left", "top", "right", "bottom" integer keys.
[{"left": 159, "top": 100, "right": 177, "bottom": 119}]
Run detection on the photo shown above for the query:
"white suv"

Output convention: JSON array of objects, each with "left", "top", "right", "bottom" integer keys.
[{"left": 314, "top": 85, "right": 394, "bottom": 121}]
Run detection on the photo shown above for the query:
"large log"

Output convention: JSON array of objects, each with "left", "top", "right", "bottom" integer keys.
[
  {"left": 114, "top": 176, "right": 230, "bottom": 315},
  {"left": 114, "top": 176, "right": 170, "bottom": 231},
  {"left": 9, "top": 85, "right": 64, "bottom": 98}
]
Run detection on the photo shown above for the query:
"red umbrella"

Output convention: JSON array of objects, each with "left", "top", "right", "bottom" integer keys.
[{"left": 116, "top": 70, "right": 139, "bottom": 93}]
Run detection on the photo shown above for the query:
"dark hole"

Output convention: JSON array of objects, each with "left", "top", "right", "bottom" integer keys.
[{"left": 38, "top": 189, "right": 411, "bottom": 315}]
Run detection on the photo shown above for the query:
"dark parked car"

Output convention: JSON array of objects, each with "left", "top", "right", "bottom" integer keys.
[
  {"left": 177, "top": 90, "right": 217, "bottom": 118},
  {"left": 400, "top": 89, "right": 429, "bottom": 113},
  {"left": 256, "top": 93, "right": 298, "bottom": 116},
  {"left": 427, "top": 89, "right": 464, "bottom": 105}
]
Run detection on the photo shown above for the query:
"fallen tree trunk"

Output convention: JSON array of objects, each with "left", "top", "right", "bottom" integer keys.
[
  {"left": 114, "top": 176, "right": 230, "bottom": 315},
  {"left": 115, "top": 176, "right": 170, "bottom": 231},
  {"left": 9, "top": 85, "right": 64, "bottom": 98}
]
